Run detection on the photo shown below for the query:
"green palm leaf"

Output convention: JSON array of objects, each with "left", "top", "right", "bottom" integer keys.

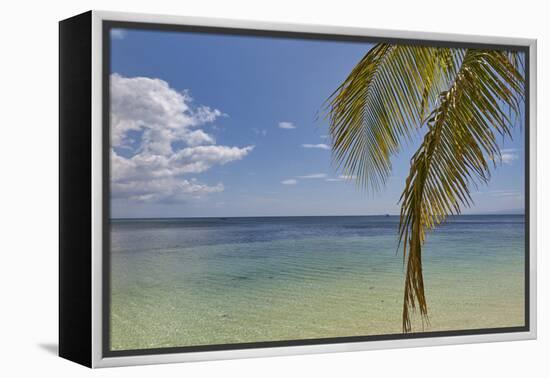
[
  {"left": 326, "top": 44, "right": 524, "bottom": 332},
  {"left": 326, "top": 44, "right": 464, "bottom": 190},
  {"left": 399, "top": 49, "right": 524, "bottom": 331}
]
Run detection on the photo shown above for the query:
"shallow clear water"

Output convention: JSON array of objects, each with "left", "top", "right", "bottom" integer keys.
[{"left": 110, "top": 215, "right": 525, "bottom": 351}]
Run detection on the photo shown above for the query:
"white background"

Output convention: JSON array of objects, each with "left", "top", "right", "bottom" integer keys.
[{"left": 0, "top": 0, "right": 547, "bottom": 376}]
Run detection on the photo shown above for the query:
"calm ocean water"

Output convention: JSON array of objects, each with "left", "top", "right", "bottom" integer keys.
[{"left": 110, "top": 215, "right": 525, "bottom": 351}]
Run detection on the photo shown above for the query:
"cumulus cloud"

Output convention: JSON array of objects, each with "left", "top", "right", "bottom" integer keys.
[
  {"left": 278, "top": 121, "right": 296, "bottom": 129},
  {"left": 110, "top": 74, "right": 253, "bottom": 203},
  {"left": 111, "top": 74, "right": 223, "bottom": 150},
  {"left": 112, "top": 178, "right": 224, "bottom": 203},
  {"left": 302, "top": 143, "right": 330, "bottom": 150},
  {"left": 112, "top": 145, "right": 254, "bottom": 183},
  {"left": 281, "top": 179, "right": 298, "bottom": 185}
]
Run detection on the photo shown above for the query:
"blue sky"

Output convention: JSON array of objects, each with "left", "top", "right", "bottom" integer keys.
[{"left": 109, "top": 28, "right": 525, "bottom": 218}]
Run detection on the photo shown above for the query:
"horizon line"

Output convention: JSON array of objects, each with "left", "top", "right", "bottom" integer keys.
[{"left": 111, "top": 212, "right": 525, "bottom": 220}]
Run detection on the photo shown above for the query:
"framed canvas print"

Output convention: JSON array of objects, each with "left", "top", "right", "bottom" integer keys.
[{"left": 59, "top": 10, "right": 537, "bottom": 368}]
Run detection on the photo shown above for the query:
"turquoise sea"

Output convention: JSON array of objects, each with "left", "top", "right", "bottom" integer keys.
[{"left": 110, "top": 215, "right": 525, "bottom": 351}]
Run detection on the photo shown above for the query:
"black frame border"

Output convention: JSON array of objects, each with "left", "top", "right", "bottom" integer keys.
[
  {"left": 101, "top": 19, "right": 531, "bottom": 358},
  {"left": 59, "top": 11, "right": 93, "bottom": 367}
]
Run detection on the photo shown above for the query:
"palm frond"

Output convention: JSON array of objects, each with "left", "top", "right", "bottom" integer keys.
[
  {"left": 398, "top": 49, "right": 524, "bottom": 332},
  {"left": 326, "top": 44, "right": 464, "bottom": 191}
]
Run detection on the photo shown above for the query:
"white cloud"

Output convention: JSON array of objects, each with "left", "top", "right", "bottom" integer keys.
[
  {"left": 110, "top": 74, "right": 223, "bottom": 151},
  {"left": 501, "top": 153, "right": 518, "bottom": 164},
  {"left": 285, "top": 173, "right": 352, "bottom": 185},
  {"left": 170, "top": 145, "right": 254, "bottom": 173},
  {"left": 112, "top": 145, "right": 254, "bottom": 182},
  {"left": 281, "top": 173, "right": 326, "bottom": 185},
  {"left": 110, "top": 74, "right": 253, "bottom": 203},
  {"left": 278, "top": 121, "right": 296, "bottom": 129},
  {"left": 112, "top": 178, "right": 224, "bottom": 203},
  {"left": 339, "top": 174, "right": 356, "bottom": 180},
  {"left": 111, "top": 29, "right": 127, "bottom": 40},
  {"left": 281, "top": 179, "right": 297, "bottom": 185},
  {"left": 500, "top": 148, "right": 519, "bottom": 164},
  {"left": 297, "top": 173, "right": 327, "bottom": 179},
  {"left": 326, "top": 174, "right": 357, "bottom": 182},
  {"left": 302, "top": 143, "right": 330, "bottom": 150}
]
